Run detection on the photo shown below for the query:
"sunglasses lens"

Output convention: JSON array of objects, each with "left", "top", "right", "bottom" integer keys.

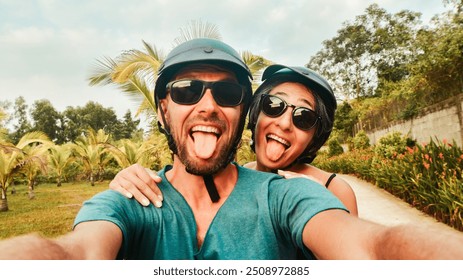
[
  {"left": 293, "top": 107, "right": 318, "bottom": 130},
  {"left": 170, "top": 80, "right": 203, "bottom": 105},
  {"left": 213, "top": 82, "right": 244, "bottom": 106},
  {"left": 169, "top": 80, "right": 244, "bottom": 106},
  {"left": 262, "top": 95, "right": 286, "bottom": 117}
]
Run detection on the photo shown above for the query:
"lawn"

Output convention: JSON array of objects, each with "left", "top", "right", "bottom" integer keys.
[{"left": 0, "top": 181, "right": 108, "bottom": 239}]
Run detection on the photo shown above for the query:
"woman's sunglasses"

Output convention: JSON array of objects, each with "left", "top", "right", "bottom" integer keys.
[
  {"left": 260, "top": 94, "right": 320, "bottom": 131},
  {"left": 166, "top": 79, "right": 245, "bottom": 107}
]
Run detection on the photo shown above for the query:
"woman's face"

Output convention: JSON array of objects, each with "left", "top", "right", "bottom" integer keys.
[{"left": 254, "top": 82, "right": 317, "bottom": 172}]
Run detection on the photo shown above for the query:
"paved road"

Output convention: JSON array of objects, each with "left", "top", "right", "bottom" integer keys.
[{"left": 338, "top": 174, "right": 461, "bottom": 235}]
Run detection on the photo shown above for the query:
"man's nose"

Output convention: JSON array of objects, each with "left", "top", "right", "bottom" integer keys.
[{"left": 196, "top": 88, "right": 218, "bottom": 113}]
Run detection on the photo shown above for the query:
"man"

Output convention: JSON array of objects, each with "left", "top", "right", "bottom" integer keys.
[{"left": 1, "top": 38, "right": 463, "bottom": 259}]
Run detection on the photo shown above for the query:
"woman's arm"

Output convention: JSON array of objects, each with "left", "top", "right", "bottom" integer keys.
[{"left": 278, "top": 169, "right": 358, "bottom": 216}]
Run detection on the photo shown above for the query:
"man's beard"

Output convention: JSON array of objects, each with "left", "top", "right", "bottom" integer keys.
[{"left": 172, "top": 127, "right": 237, "bottom": 176}]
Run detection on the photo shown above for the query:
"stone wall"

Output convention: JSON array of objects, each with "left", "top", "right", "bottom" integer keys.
[{"left": 355, "top": 94, "right": 463, "bottom": 147}]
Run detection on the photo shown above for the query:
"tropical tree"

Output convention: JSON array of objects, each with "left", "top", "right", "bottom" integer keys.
[
  {"left": 0, "top": 104, "right": 9, "bottom": 139},
  {"left": 10, "top": 96, "right": 32, "bottom": 144},
  {"left": 103, "top": 138, "right": 157, "bottom": 169},
  {"left": 88, "top": 39, "right": 162, "bottom": 124},
  {"left": 48, "top": 143, "right": 75, "bottom": 187},
  {"left": 0, "top": 131, "right": 50, "bottom": 211},
  {"left": 71, "top": 128, "right": 112, "bottom": 186},
  {"left": 20, "top": 142, "right": 51, "bottom": 199},
  {"left": 88, "top": 20, "right": 270, "bottom": 128},
  {"left": 30, "top": 99, "right": 62, "bottom": 143},
  {"left": 308, "top": 4, "right": 421, "bottom": 100}
]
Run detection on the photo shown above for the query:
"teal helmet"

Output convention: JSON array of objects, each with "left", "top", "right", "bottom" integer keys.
[{"left": 247, "top": 64, "right": 337, "bottom": 165}]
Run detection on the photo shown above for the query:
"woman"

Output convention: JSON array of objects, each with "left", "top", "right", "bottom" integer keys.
[{"left": 109, "top": 64, "right": 358, "bottom": 215}]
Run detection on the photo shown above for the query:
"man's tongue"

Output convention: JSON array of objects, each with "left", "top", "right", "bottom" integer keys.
[
  {"left": 266, "top": 139, "right": 286, "bottom": 162},
  {"left": 192, "top": 132, "right": 217, "bottom": 159}
]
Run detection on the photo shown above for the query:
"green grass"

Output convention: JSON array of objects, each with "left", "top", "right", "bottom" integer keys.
[{"left": 0, "top": 181, "right": 108, "bottom": 239}]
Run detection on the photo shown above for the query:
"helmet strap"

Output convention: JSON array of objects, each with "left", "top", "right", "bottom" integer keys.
[
  {"left": 203, "top": 175, "right": 220, "bottom": 203},
  {"left": 156, "top": 95, "right": 178, "bottom": 155}
]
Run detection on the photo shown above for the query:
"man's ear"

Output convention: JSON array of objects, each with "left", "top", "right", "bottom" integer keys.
[{"left": 157, "top": 99, "right": 168, "bottom": 127}]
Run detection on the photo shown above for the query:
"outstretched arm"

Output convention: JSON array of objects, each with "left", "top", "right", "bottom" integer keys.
[
  {"left": 303, "top": 209, "right": 463, "bottom": 259},
  {"left": 0, "top": 221, "right": 122, "bottom": 260},
  {"left": 110, "top": 163, "right": 163, "bottom": 207}
]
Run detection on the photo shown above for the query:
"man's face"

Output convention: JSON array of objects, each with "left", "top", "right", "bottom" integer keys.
[{"left": 159, "top": 66, "right": 243, "bottom": 175}]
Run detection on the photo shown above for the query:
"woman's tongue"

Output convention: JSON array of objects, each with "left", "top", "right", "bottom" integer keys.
[
  {"left": 266, "top": 139, "right": 286, "bottom": 162},
  {"left": 192, "top": 131, "right": 217, "bottom": 159}
]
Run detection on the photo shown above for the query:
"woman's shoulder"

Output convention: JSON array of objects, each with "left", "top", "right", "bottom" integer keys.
[{"left": 289, "top": 164, "right": 351, "bottom": 188}]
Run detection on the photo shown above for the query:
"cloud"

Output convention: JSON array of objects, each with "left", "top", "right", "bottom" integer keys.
[{"left": 0, "top": 0, "right": 449, "bottom": 130}]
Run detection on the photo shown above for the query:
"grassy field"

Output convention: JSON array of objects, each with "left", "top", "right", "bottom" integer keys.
[{"left": 0, "top": 181, "right": 107, "bottom": 239}]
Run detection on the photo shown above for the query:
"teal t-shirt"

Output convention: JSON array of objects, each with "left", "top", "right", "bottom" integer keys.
[{"left": 74, "top": 164, "right": 346, "bottom": 259}]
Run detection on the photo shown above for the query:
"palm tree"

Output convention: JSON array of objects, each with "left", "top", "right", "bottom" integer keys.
[
  {"left": 48, "top": 143, "right": 75, "bottom": 187},
  {"left": 103, "top": 139, "right": 149, "bottom": 169},
  {"left": 87, "top": 20, "right": 271, "bottom": 125},
  {"left": 88, "top": 40, "right": 162, "bottom": 122},
  {"left": 20, "top": 143, "right": 50, "bottom": 199},
  {"left": 0, "top": 131, "right": 50, "bottom": 211},
  {"left": 71, "top": 128, "right": 112, "bottom": 186}
]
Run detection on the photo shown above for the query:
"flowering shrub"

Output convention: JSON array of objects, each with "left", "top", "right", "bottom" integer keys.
[
  {"left": 352, "top": 130, "right": 370, "bottom": 150},
  {"left": 314, "top": 134, "right": 463, "bottom": 231}
]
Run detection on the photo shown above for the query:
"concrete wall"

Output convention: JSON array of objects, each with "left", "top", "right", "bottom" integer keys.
[{"left": 356, "top": 94, "right": 463, "bottom": 147}]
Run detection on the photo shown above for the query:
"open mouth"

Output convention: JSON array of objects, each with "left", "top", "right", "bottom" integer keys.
[
  {"left": 190, "top": 125, "right": 221, "bottom": 137},
  {"left": 265, "top": 133, "right": 290, "bottom": 162},
  {"left": 190, "top": 125, "right": 221, "bottom": 159},
  {"left": 266, "top": 133, "right": 290, "bottom": 148}
]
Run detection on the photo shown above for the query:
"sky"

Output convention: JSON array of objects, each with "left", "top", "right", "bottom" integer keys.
[{"left": 0, "top": 0, "right": 451, "bottom": 129}]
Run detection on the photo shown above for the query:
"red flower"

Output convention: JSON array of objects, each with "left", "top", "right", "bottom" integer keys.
[{"left": 423, "top": 162, "right": 430, "bottom": 170}]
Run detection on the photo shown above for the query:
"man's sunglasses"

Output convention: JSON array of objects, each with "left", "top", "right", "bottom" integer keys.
[
  {"left": 260, "top": 94, "right": 321, "bottom": 131},
  {"left": 166, "top": 79, "right": 245, "bottom": 107}
]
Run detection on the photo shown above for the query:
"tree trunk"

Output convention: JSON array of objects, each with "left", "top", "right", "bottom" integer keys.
[
  {"left": 90, "top": 174, "right": 95, "bottom": 186},
  {"left": 28, "top": 180, "right": 35, "bottom": 200},
  {"left": 10, "top": 182, "right": 16, "bottom": 195},
  {"left": 57, "top": 176, "right": 62, "bottom": 187},
  {"left": 0, "top": 189, "right": 8, "bottom": 212}
]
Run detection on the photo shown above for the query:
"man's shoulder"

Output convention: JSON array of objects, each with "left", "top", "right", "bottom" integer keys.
[{"left": 236, "top": 164, "right": 282, "bottom": 180}]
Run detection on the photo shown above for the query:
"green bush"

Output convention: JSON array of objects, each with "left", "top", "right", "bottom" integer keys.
[
  {"left": 315, "top": 135, "right": 463, "bottom": 231},
  {"left": 352, "top": 130, "right": 370, "bottom": 150},
  {"left": 328, "top": 138, "right": 344, "bottom": 157},
  {"left": 374, "top": 131, "right": 408, "bottom": 159}
]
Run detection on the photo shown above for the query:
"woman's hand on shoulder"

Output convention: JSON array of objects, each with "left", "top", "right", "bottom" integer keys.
[{"left": 109, "top": 163, "right": 163, "bottom": 208}]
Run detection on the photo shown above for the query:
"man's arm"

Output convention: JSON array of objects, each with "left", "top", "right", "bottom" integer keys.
[
  {"left": 0, "top": 221, "right": 122, "bottom": 260},
  {"left": 303, "top": 209, "right": 463, "bottom": 259}
]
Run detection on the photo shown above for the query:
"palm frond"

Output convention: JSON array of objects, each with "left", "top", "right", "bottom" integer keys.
[
  {"left": 241, "top": 51, "right": 273, "bottom": 77},
  {"left": 118, "top": 76, "right": 156, "bottom": 112},
  {"left": 142, "top": 40, "right": 164, "bottom": 63},
  {"left": 173, "top": 20, "right": 222, "bottom": 46},
  {"left": 87, "top": 56, "right": 117, "bottom": 86},
  {"left": 15, "top": 131, "right": 51, "bottom": 149},
  {"left": 135, "top": 98, "right": 157, "bottom": 120},
  {"left": 0, "top": 143, "right": 23, "bottom": 154}
]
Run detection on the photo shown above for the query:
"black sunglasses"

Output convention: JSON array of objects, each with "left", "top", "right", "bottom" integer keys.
[
  {"left": 166, "top": 79, "right": 245, "bottom": 107},
  {"left": 260, "top": 94, "right": 320, "bottom": 131}
]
